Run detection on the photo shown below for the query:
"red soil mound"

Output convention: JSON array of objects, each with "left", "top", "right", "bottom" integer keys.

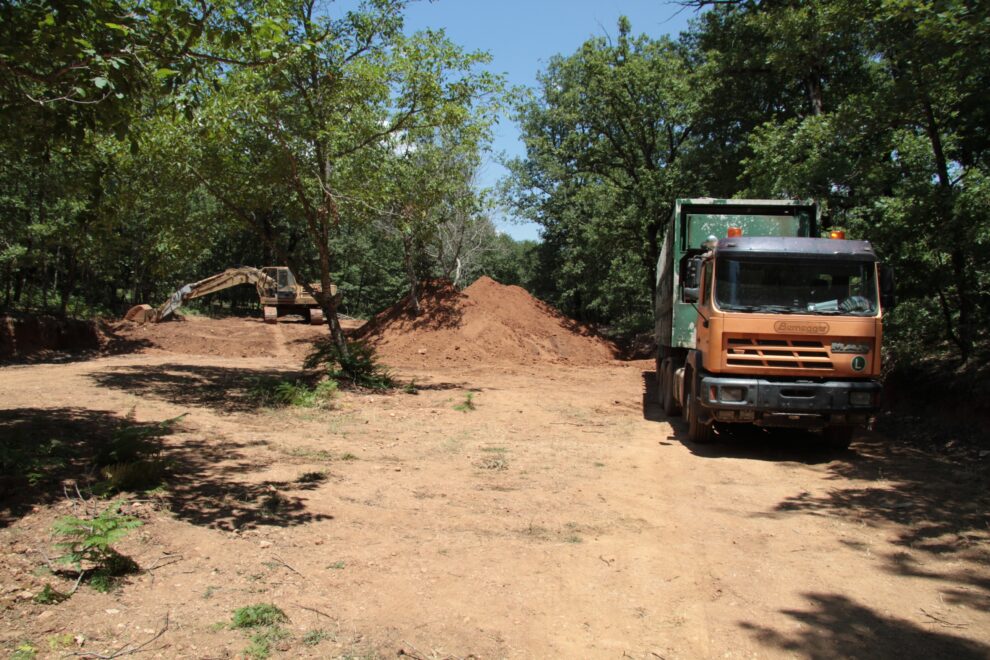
[{"left": 355, "top": 277, "right": 617, "bottom": 367}]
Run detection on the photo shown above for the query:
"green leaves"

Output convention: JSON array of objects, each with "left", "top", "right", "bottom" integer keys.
[{"left": 505, "top": 20, "right": 695, "bottom": 331}]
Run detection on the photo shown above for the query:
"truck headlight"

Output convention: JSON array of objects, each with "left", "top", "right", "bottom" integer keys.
[
  {"left": 721, "top": 386, "right": 746, "bottom": 402},
  {"left": 850, "top": 391, "right": 873, "bottom": 406}
]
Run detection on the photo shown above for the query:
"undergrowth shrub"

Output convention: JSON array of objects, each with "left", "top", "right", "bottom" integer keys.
[
  {"left": 304, "top": 339, "right": 394, "bottom": 390},
  {"left": 249, "top": 377, "right": 338, "bottom": 408},
  {"left": 94, "top": 414, "right": 183, "bottom": 495},
  {"left": 231, "top": 603, "right": 288, "bottom": 629},
  {"left": 230, "top": 604, "right": 290, "bottom": 659},
  {"left": 0, "top": 437, "right": 72, "bottom": 486}
]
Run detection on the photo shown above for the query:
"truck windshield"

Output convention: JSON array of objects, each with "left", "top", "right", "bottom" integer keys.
[{"left": 714, "top": 257, "right": 878, "bottom": 316}]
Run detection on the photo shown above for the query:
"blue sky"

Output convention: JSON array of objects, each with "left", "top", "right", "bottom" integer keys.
[{"left": 399, "top": 1, "right": 696, "bottom": 241}]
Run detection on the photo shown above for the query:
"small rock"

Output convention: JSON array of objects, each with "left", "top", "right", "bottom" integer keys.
[
  {"left": 37, "top": 610, "right": 54, "bottom": 620},
  {"left": 417, "top": 348, "right": 427, "bottom": 355},
  {"left": 105, "top": 608, "right": 120, "bottom": 614},
  {"left": 259, "top": 540, "right": 272, "bottom": 548},
  {"left": 17, "top": 590, "right": 34, "bottom": 600},
  {"left": 979, "top": 450, "right": 990, "bottom": 458}
]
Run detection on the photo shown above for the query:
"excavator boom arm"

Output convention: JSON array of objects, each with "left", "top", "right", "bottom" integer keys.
[{"left": 154, "top": 267, "right": 273, "bottom": 321}]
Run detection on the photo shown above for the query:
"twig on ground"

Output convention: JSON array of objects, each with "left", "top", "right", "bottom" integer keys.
[
  {"left": 296, "top": 603, "right": 333, "bottom": 619},
  {"left": 271, "top": 554, "right": 303, "bottom": 576},
  {"left": 68, "top": 570, "right": 86, "bottom": 595},
  {"left": 920, "top": 608, "right": 968, "bottom": 629},
  {"left": 397, "top": 643, "right": 429, "bottom": 659},
  {"left": 145, "top": 553, "right": 183, "bottom": 573},
  {"left": 64, "top": 612, "right": 169, "bottom": 658},
  {"left": 398, "top": 642, "right": 473, "bottom": 660}
]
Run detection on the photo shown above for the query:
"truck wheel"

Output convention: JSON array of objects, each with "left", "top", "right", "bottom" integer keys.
[
  {"left": 687, "top": 380, "right": 714, "bottom": 444},
  {"left": 661, "top": 360, "right": 681, "bottom": 417},
  {"left": 823, "top": 426, "right": 854, "bottom": 451}
]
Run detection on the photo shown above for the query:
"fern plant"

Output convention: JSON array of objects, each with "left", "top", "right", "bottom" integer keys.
[{"left": 52, "top": 502, "right": 142, "bottom": 591}]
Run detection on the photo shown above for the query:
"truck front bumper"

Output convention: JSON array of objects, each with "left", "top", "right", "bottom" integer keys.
[{"left": 696, "top": 374, "right": 881, "bottom": 429}]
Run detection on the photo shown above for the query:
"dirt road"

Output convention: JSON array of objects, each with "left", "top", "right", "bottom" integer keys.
[{"left": 1, "top": 317, "right": 988, "bottom": 658}]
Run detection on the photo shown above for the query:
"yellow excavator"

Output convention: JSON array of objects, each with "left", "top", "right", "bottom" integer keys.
[{"left": 125, "top": 266, "right": 336, "bottom": 325}]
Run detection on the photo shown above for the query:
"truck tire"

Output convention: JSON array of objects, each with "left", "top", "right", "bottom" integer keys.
[
  {"left": 660, "top": 360, "right": 681, "bottom": 417},
  {"left": 823, "top": 426, "right": 854, "bottom": 451},
  {"left": 687, "top": 379, "right": 714, "bottom": 444}
]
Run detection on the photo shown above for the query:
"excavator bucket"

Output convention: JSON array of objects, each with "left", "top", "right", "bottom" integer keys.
[{"left": 125, "top": 304, "right": 157, "bottom": 324}]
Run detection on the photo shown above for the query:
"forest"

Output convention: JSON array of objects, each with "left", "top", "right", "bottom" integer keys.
[{"left": 1, "top": 0, "right": 987, "bottom": 366}]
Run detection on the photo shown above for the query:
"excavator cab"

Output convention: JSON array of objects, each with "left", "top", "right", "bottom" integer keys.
[{"left": 260, "top": 267, "right": 297, "bottom": 299}]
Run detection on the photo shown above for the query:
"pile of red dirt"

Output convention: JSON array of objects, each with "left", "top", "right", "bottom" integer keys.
[{"left": 355, "top": 277, "right": 618, "bottom": 366}]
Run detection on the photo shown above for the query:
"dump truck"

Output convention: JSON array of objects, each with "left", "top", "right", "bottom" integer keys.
[
  {"left": 125, "top": 266, "right": 336, "bottom": 325},
  {"left": 655, "top": 198, "right": 895, "bottom": 448}
]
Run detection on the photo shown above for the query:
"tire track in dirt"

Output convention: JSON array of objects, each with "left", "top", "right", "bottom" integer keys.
[{"left": 269, "top": 320, "right": 291, "bottom": 360}]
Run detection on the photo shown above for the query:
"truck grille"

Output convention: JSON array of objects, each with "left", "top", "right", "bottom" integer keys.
[{"left": 725, "top": 338, "right": 833, "bottom": 370}]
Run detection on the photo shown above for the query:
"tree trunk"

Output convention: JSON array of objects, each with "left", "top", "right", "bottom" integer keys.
[
  {"left": 805, "top": 74, "right": 824, "bottom": 116},
  {"left": 58, "top": 252, "right": 76, "bottom": 317},
  {"left": 402, "top": 232, "right": 421, "bottom": 315},
  {"left": 922, "top": 95, "right": 973, "bottom": 360}
]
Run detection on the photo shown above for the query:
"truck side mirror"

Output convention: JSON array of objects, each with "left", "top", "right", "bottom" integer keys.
[
  {"left": 682, "top": 256, "right": 702, "bottom": 303},
  {"left": 879, "top": 264, "right": 896, "bottom": 310}
]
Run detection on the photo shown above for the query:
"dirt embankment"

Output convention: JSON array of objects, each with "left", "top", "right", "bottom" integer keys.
[
  {"left": 0, "top": 315, "right": 102, "bottom": 360},
  {"left": 356, "top": 276, "right": 618, "bottom": 367},
  {"left": 3, "top": 277, "right": 615, "bottom": 368}
]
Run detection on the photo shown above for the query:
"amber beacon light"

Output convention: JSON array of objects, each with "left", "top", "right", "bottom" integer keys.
[
  {"left": 727, "top": 226, "right": 743, "bottom": 237},
  {"left": 829, "top": 230, "right": 846, "bottom": 239}
]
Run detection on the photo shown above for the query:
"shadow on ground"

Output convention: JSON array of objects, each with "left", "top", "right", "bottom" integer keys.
[
  {"left": 89, "top": 363, "right": 301, "bottom": 413},
  {"left": 641, "top": 370, "right": 990, "bottom": 612},
  {"left": 740, "top": 592, "right": 990, "bottom": 658},
  {"left": 163, "top": 433, "right": 334, "bottom": 531},
  {"left": 0, "top": 407, "right": 333, "bottom": 531},
  {"left": 0, "top": 407, "right": 135, "bottom": 525},
  {"left": 640, "top": 370, "right": 841, "bottom": 464},
  {"left": 769, "top": 431, "right": 990, "bottom": 610}
]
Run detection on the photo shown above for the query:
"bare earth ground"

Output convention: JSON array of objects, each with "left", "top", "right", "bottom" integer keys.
[{"left": 1, "top": 316, "right": 989, "bottom": 659}]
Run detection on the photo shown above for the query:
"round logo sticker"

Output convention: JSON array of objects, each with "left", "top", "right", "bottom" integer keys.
[{"left": 851, "top": 356, "right": 867, "bottom": 372}]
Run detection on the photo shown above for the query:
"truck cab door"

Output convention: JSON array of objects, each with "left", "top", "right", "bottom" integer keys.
[{"left": 696, "top": 261, "right": 713, "bottom": 360}]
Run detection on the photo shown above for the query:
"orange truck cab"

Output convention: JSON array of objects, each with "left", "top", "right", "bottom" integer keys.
[{"left": 655, "top": 199, "right": 895, "bottom": 449}]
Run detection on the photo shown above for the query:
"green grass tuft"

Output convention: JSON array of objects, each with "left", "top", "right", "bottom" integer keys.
[{"left": 231, "top": 603, "right": 288, "bottom": 629}]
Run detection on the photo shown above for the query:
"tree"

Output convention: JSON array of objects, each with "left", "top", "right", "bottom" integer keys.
[
  {"left": 190, "top": 0, "right": 501, "bottom": 354},
  {"left": 505, "top": 17, "right": 698, "bottom": 332},
  {"left": 693, "top": 0, "right": 990, "bottom": 360}
]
